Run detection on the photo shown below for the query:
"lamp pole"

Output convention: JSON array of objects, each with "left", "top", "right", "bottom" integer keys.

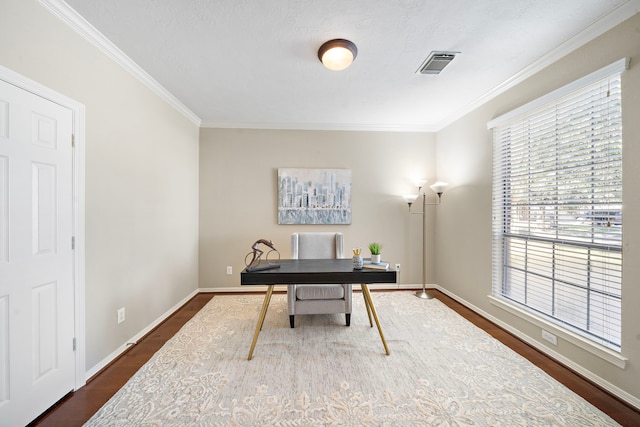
[{"left": 415, "top": 192, "right": 432, "bottom": 299}]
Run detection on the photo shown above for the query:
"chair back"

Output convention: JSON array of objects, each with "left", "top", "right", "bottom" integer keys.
[{"left": 292, "top": 232, "right": 344, "bottom": 260}]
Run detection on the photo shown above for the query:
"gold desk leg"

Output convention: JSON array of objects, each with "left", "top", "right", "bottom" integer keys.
[
  {"left": 248, "top": 285, "right": 274, "bottom": 361},
  {"left": 362, "top": 289, "right": 373, "bottom": 327},
  {"left": 361, "top": 284, "right": 390, "bottom": 355}
]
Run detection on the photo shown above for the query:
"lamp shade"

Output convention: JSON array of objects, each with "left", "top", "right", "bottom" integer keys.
[
  {"left": 429, "top": 182, "right": 448, "bottom": 195},
  {"left": 403, "top": 194, "right": 419, "bottom": 205},
  {"left": 318, "top": 39, "right": 357, "bottom": 71}
]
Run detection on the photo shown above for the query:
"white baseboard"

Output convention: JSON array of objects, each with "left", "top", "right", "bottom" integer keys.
[
  {"left": 199, "top": 283, "right": 431, "bottom": 293},
  {"left": 85, "top": 288, "right": 200, "bottom": 380},
  {"left": 432, "top": 285, "right": 640, "bottom": 411}
]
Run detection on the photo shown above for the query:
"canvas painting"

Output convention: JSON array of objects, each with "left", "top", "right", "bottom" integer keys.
[{"left": 278, "top": 168, "right": 352, "bottom": 225}]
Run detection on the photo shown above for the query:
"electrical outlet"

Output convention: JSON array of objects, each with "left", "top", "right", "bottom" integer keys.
[
  {"left": 395, "top": 264, "right": 401, "bottom": 272},
  {"left": 117, "top": 307, "right": 125, "bottom": 324},
  {"left": 226, "top": 266, "right": 233, "bottom": 275},
  {"left": 541, "top": 329, "right": 557, "bottom": 345}
]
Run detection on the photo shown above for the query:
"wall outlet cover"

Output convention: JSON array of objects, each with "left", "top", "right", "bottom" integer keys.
[{"left": 541, "top": 330, "right": 557, "bottom": 345}]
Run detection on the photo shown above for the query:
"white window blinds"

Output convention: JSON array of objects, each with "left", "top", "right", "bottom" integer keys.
[{"left": 489, "top": 59, "right": 626, "bottom": 351}]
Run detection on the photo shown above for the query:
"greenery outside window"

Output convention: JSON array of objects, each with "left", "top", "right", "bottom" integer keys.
[{"left": 489, "top": 59, "right": 626, "bottom": 351}]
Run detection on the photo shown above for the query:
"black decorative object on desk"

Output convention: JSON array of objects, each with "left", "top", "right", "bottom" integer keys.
[{"left": 244, "top": 239, "right": 280, "bottom": 272}]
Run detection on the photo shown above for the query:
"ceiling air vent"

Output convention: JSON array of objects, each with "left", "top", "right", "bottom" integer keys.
[{"left": 417, "top": 51, "right": 459, "bottom": 75}]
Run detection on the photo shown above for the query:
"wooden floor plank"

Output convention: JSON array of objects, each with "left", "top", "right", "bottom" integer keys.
[{"left": 30, "top": 290, "right": 640, "bottom": 426}]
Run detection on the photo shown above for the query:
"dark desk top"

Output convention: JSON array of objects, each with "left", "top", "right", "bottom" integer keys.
[{"left": 240, "top": 259, "right": 397, "bottom": 285}]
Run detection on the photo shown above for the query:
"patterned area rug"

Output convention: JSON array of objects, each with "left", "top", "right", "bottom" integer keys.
[{"left": 85, "top": 292, "right": 618, "bottom": 426}]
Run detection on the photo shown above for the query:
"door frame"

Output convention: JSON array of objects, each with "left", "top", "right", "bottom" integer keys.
[{"left": 0, "top": 65, "right": 86, "bottom": 390}]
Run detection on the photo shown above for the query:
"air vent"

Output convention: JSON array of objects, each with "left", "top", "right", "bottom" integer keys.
[{"left": 417, "top": 51, "right": 459, "bottom": 75}]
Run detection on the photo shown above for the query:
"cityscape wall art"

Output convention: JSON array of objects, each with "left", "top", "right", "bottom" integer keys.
[{"left": 277, "top": 168, "right": 352, "bottom": 225}]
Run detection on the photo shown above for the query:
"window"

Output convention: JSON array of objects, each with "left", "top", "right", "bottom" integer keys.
[{"left": 489, "top": 59, "right": 626, "bottom": 351}]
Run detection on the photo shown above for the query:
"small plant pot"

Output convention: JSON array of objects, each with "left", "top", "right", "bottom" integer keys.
[{"left": 371, "top": 254, "right": 381, "bottom": 264}]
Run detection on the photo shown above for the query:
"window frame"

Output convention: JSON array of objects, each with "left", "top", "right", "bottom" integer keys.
[{"left": 488, "top": 59, "right": 628, "bottom": 367}]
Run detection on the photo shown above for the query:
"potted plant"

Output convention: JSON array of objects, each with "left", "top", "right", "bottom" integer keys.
[{"left": 368, "top": 242, "right": 382, "bottom": 263}]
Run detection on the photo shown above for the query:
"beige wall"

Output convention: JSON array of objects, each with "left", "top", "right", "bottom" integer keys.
[
  {"left": 199, "top": 128, "right": 437, "bottom": 288},
  {"left": 435, "top": 13, "right": 640, "bottom": 403},
  {"left": 0, "top": 0, "right": 200, "bottom": 370}
]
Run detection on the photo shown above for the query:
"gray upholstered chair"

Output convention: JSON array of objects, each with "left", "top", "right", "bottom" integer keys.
[{"left": 287, "top": 232, "right": 352, "bottom": 328}]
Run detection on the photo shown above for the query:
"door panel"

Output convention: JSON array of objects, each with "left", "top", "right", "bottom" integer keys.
[
  {"left": 0, "top": 79, "right": 75, "bottom": 426},
  {"left": 0, "top": 155, "right": 7, "bottom": 263},
  {"left": 32, "top": 162, "right": 57, "bottom": 255}
]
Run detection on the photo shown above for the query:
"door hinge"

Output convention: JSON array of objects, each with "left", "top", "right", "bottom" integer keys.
[
  {"left": 73, "top": 337, "right": 77, "bottom": 351},
  {"left": 71, "top": 236, "right": 75, "bottom": 250},
  {"left": 72, "top": 134, "right": 75, "bottom": 148}
]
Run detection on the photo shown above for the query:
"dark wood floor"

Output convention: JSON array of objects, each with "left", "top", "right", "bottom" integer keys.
[{"left": 31, "top": 290, "right": 640, "bottom": 426}]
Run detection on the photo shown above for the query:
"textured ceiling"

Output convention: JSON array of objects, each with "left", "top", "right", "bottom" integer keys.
[{"left": 61, "top": 0, "right": 637, "bottom": 131}]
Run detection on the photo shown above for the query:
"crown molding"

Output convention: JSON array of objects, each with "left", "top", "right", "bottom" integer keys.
[
  {"left": 200, "top": 120, "right": 438, "bottom": 133},
  {"left": 39, "top": 0, "right": 201, "bottom": 127},
  {"left": 436, "top": 0, "right": 640, "bottom": 131}
]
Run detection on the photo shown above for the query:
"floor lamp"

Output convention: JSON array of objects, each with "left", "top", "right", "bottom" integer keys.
[{"left": 403, "top": 181, "right": 447, "bottom": 299}]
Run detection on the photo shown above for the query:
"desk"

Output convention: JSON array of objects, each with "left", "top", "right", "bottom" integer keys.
[{"left": 241, "top": 259, "right": 397, "bottom": 360}]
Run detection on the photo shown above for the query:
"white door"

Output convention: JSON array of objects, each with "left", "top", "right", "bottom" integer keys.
[{"left": 0, "top": 80, "right": 75, "bottom": 426}]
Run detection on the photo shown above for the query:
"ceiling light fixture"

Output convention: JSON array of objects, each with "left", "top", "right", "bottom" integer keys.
[{"left": 318, "top": 39, "right": 358, "bottom": 71}]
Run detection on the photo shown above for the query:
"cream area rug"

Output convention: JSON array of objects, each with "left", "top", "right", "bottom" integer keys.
[{"left": 85, "top": 292, "right": 618, "bottom": 426}]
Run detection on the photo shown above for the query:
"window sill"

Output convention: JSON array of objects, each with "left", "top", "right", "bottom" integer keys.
[{"left": 488, "top": 295, "right": 628, "bottom": 369}]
